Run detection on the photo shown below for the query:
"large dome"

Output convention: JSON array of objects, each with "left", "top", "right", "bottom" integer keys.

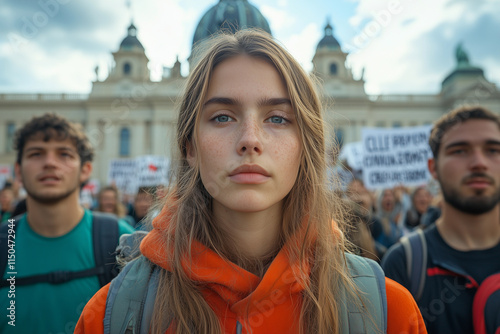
[{"left": 192, "top": 0, "right": 272, "bottom": 49}]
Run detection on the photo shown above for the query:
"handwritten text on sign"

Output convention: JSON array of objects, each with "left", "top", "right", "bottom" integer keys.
[{"left": 362, "top": 126, "right": 432, "bottom": 189}]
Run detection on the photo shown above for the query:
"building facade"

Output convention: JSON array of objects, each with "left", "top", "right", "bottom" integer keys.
[{"left": 1, "top": 0, "right": 499, "bottom": 187}]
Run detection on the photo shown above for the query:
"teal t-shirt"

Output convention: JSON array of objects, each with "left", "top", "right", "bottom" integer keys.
[{"left": 0, "top": 210, "right": 134, "bottom": 334}]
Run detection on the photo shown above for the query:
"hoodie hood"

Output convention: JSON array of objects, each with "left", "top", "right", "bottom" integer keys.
[{"left": 140, "top": 204, "right": 308, "bottom": 332}]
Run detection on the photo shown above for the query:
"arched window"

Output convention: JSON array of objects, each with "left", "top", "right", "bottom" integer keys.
[
  {"left": 123, "top": 62, "right": 131, "bottom": 75},
  {"left": 6, "top": 123, "right": 15, "bottom": 152},
  {"left": 330, "top": 63, "right": 338, "bottom": 75},
  {"left": 120, "top": 128, "right": 130, "bottom": 156}
]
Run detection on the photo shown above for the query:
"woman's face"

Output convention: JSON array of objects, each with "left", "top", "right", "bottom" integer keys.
[
  {"left": 414, "top": 188, "right": 431, "bottom": 214},
  {"left": 381, "top": 189, "right": 395, "bottom": 212},
  {"left": 100, "top": 190, "right": 117, "bottom": 213},
  {"left": 188, "top": 55, "right": 302, "bottom": 214}
]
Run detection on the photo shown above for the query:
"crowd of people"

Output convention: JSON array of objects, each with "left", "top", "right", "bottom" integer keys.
[
  {"left": 343, "top": 180, "right": 439, "bottom": 260},
  {"left": 0, "top": 29, "right": 499, "bottom": 334}
]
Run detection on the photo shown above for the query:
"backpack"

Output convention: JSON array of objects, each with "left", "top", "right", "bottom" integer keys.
[
  {"left": 103, "top": 252, "right": 387, "bottom": 334},
  {"left": 401, "top": 229, "right": 500, "bottom": 334},
  {"left": 0, "top": 212, "right": 119, "bottom": 288}
]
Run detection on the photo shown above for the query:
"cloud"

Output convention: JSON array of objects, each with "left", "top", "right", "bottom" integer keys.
[
  {"left": 281, "top": 23, "right": 322, "bottom": 73},
  {"left": 346, "top": 0, "right": 500, "bottom": 94},
  {"left": 0, "top": 0, "right": 132, "bottom": 92},
  {"left": 260, "top": 4, "right": 295, "bottom": 32},
  {"left": 0, "top": 0, "right": 498, "bottom": 96}
]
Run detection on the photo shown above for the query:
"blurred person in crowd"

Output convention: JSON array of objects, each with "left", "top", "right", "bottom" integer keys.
[
  {"left": 0, "top": 187, "right": 15, "bottom": 222},
  {"left": 10, "top": 197, "right": 27, "bottom": 218},
  {"left": 394, "top": 184, "right": 412, "bottom": 215},
  {"left": 346, "top": 179, "right": 386, "bottom": 259},
  {"left": 421, "top": 192, "right": 442, "bottom": 228},
  {"left": 0, "top": 113, "right": 134, "bottom": 334},
  {"left": 383, "top": 106, "right": 500, "bottom": 333},
  {"left": 128, "top": 186, "right": 155, "bottom": 229},
  {"left": 344, "top": 199, "right": 379, "bottom": 262},
  {"left": 95, "top": 185, "right": 135, "bottom": 226},
  {"left": 375, "top": 188, "right": 403, "bottom": 248},
  {"left": 403, "top": 186, "right": 433, "bottom": 233}
]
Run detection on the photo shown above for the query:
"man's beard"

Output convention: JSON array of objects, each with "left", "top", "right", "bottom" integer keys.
[
  {"left": 23, "top": 174, "right": 80, "bottom": 205},
  {"left": 440, "top": 175, "right": 500, "bottom": 215},
  {"left": 26, "top": 187, "right": 77, "bottom": 205}
]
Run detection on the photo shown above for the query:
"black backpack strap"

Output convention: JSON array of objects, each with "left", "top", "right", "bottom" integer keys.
[
  {"left": 400, "top": 228, "right": 427, "bottom": 301},
  {"left": 92, "top": 212, "right": 120, "bottom": 287},
  {"left": 0, "top": 267, "right": 106, "bottom": 288},
  {"left": 1, "top": 215, "right": 107, "bottom": 288},
  {"left": 1, "top": 213, "right": 120, "bottom": 288}
]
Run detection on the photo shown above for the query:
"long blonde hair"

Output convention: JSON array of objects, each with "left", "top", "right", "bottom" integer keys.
[{"left": 150, "top": 29, "right": 358, "bottom": 334}]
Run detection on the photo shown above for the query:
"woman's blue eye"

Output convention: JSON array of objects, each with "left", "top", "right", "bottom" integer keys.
[
  {"left": 269, "top": 116, "right": 286, "bottom": 124},
  {"left": 214, "top": 115, "right": 231, "bottom": 123}
]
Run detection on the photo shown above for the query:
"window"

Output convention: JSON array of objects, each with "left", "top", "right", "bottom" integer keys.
[
  {"left": 123, "top": 63, "right": 131, "bottom": 75},
  {"left": 330, "top": 63, "right": 338, "bottom": 75},
  {"left": 6, "top": 123, "right": 15, "bottom": 153},
  {"left": 376, "top": 121, "right": 385, "bottom": 128},
  {"left": 120, "top": 128, "right": 130, "bottom": 156},
  {"left": 392, "top": 121, "right": 402, "bottom": 128}
]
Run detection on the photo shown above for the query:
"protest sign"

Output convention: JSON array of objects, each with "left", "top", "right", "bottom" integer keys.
[
  {"left": 108, "top": 156, "right": 170, "bottom": 195},
  {"left": 339, "top": 141, "right": 363, "bottom": 170},
  {"left": 136, "top": 156, "right": 170, "bottom": 187},
  {"left": 81, "top": 179, "right": 99, "bottom": 208},
  {"left": 0, "top": 165, "right": 12, "bottom": 189},
  {"left": 108, "top": 159, "right": 138, "bottom": 195},
  {"left": 362, "top": 125, "right": 432, "bottom": 189}
]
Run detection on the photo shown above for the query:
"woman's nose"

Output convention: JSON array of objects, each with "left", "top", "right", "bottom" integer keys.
[{"left": 237, "top": 118, "right": 263, "bottom": 155}]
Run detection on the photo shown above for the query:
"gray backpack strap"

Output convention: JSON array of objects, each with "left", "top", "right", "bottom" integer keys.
[
  {"left": 342, "top": 253, "right": 387, "bottom": 334},
  {"left": 103, "top": 256, "right": 160, "bottom": 334},
  {"left": 400, "top": 229, "right": 427, "bottom": 301}
]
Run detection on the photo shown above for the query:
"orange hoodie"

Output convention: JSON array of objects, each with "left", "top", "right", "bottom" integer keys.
[{"left": 76, "top": 207, "right": 426, "bottom": 334}]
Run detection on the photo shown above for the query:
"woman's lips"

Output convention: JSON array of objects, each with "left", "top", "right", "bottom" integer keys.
[{"left": 229, "top": 172, "right": 270, "bottom": 184}]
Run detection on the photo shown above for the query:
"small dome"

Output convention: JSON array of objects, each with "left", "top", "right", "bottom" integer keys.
[
  {"left": 442, "top": 43, "right": 484, "bottom": 87},
  {"left": 192, "top": 0, "right": 272, "bottom": 49},
  {"left": 316, "top": 21, "right": 341, "bottom": 51},
  {"left": 120, "top": 23, "right": 144, "bottom": 50}
]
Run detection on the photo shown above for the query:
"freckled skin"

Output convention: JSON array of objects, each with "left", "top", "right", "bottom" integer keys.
[{"left": 189, "top": 55, "right": 302, "bottom": 214}]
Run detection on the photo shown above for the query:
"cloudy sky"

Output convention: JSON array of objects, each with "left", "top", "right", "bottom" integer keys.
[{"left": 1, "top": 0, "right": 499, "bottom": 95}]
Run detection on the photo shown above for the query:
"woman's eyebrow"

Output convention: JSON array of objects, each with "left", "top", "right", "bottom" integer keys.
[
  {"left": 203, "top": 97, "right": 291, "bottom": 108},
  {"left": 257, "top": 97, "right": 291, "bottom": 107},
  {"left": 203, "top": 97, "right": 243, "bottom": 107}
]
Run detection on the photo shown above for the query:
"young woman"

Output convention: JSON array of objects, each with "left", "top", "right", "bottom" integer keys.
[{"left": 76, "top": 30, "right": 425, "bottom": 334}]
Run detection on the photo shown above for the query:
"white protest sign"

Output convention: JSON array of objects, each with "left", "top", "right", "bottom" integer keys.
[
  {"left": 108, "top": 159, "right": 138, "bottom": 195},
  {"left": 339, "top": 141, "right": 364, "bottom": 170},
  {"left": 0, "top": 165, "right": 12, "bottom": 189},
  {"left": 136, "top": 156, "right": 170, "bottom": 187},
  {"left": 108, "top": 156, "right": 170, "bottom": 195},
  {"left": 362, "top": 125, "right": 432, "bottom": 190},
  {"left": 80, "top": 179, "right": 100, "bottom": 208}
]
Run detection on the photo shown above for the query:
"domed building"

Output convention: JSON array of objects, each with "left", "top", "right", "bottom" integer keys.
[
  {"left": 0, "top": 0, "right": 498, "bottom": 192},
  {"left": 189, "top": 0, "right": 272, "bottom": 69},
  {"left": 192, "top": 0, "right": 271, "bottom": 46}
]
